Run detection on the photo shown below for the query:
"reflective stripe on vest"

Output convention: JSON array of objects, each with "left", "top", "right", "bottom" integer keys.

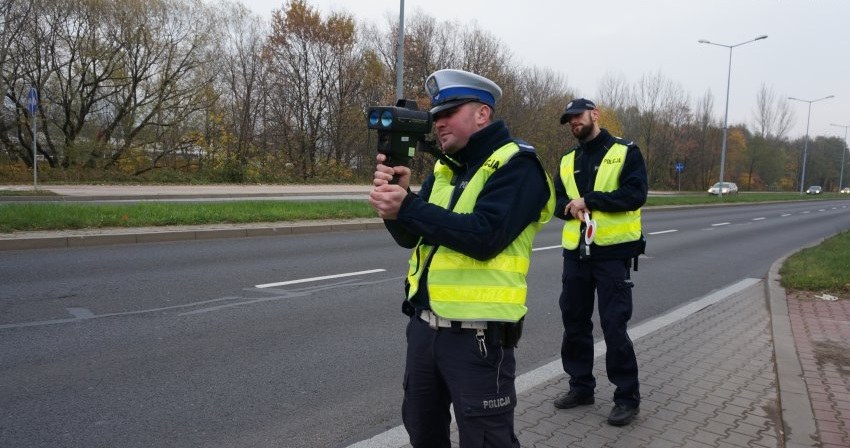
[
  {"left": 406, "top": 142, "right": 555, "bottom": 322},
  {"left": 559, "top": 143, "right": 641, "bottom": 249}
]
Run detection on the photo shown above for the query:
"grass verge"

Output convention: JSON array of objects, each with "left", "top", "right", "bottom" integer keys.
[
  {"left": 780, "top": 230, "right": 850, "bottom": 298},
  {"left": 0, "top": 201, "right": 375, "bottom": 233},
  {"left": 0, "top": 191, "right": 847, "bottom": 233}
]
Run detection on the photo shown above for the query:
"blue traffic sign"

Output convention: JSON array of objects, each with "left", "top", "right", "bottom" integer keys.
[
  {"left": 27, "top": 87, "right": 38, "bottom": 115},
  {"left": 675, "top": 162, "right": 684, "bottom": 173}
]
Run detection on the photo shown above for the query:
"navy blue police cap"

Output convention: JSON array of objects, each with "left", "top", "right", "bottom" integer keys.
[
  {"left": 425, "top": 69, "right": 502, "bottom": 115},
  {"left": 559, "top": 98, "right": 597, "bottom": 124}
]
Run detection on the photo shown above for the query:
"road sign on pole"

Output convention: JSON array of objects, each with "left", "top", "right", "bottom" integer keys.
[
  {"left": 27, "top": 87, "right": 38, "bottom": 115},
  {"left": 675, "top": 162, "right": 684, "bottom": 192},
  {"left": 28, "top": 87, "right": 38, "bottom": 189}
]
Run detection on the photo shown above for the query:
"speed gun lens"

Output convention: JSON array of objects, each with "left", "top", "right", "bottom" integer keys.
[
  {"left": 368, "top": 110, "right": 380, "bottom": 127},
  {"left": 380, "top": 111, "right": 393, "bottom": 127}
]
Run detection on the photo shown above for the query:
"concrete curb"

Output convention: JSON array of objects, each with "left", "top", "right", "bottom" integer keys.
[{"left": 767, "top": 251, "right": 819, "bottom": 448}]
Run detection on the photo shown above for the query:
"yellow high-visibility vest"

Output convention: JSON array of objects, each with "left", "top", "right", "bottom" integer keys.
[
  {"left": 406, "top": 142, "right": 555, "bottom": 322},
  {"left": 559, "top": 143, "right": 641, "bottom": 249}
]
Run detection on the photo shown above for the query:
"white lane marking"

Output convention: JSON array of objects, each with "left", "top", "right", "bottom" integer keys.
[
  {"left": 817, "top": 209, "right": 827, "bottom": 212},
  {"left": 752, "top": 217, "right": 766, "bottom": 221},
  {"left": 67, "top": 308, "right": 94, "bottom": 319},
  {"left": 781, "top": 213, "right": 792, "bottom": 217},
  {"left": 712, "top": 222, "right": 731, "bottom": 227},
  {"left": 648, "top": 229, "right": 678, "bottom": 235},
  {"left": 255, "top": 269, "right": 386, "bottom": 289},
  {"left": 533, "top": 245, "right": 562, "bottom": 252},
  {"left": 802, "top": 211, "right": 810, "bottom": 214},
  {"left": 347, "top": 277, "right": 762, "bottom": 448}
]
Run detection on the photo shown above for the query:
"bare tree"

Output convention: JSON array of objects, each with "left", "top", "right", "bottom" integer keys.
[
  {"left": 208, "top": 0, "right": 268, "bottom": 178},
  {"left": 100, "top": 0, "right": 218, "bottom": 171},
  {"left": 631, "top": 71, "right": 690, "bottom": 187},
  {"left": 751, "top": 83, "right": 794, "bottom": 140},
  {"left": 689, "top": 90, "right": 721, "bottom": 189},
  {"left": 595, "top": 71, "right": 631, "bottom": 113},
  {"left": 0, "top": 0, "right": 33, "bottom": 159}
]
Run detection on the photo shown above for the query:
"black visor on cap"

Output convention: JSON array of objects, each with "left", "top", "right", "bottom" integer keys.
[
  {"left": 560, "top": 110, "right": 592, "bottom": 124},
  {"left": 430, "top": 98, "right": 479, "bottom": 115},
  {"left": 559, "top": 100, "right": 595, "bottom": 124}
]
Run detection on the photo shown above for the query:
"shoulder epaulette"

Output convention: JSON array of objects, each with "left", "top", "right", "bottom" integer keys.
[
  {"left": 513, "top": 138, "right": 536, "bottom": 153},
  {"left": 612, "top": 136, "right": 636, "bottom": 147}
]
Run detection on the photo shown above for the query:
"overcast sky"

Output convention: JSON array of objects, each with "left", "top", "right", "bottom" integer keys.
[{"left": 248, "top": 0, "right": 850, "bottom": 142}]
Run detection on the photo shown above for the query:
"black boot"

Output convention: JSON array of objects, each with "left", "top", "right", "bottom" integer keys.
[
  {"left": 607, "top": 403, "right": 639, "bottom": 426},
  {"left": 553, "top": 390, "right": 594, "bottom": 409}
]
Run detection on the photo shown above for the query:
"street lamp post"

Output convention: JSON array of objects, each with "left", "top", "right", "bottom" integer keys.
[
  {"left": 698, "top": 35, "right": 767, "bottom": 197},
  {"left": 788, "top": 95, "right": 834, "bottom": 193},
  {"left": 831, "top": 123, "right": 849, "bottom": 191},
  {"left": 395, "top": 0, "right": 405, "bottom": 101}
]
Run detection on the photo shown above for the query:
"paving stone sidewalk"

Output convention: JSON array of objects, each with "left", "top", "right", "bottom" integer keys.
[{"left": 513, "top": 282, "right": 781, "bottom": 448}]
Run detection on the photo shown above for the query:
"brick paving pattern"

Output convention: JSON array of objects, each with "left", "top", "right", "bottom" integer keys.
[
  {"left": 513, "top": 284, "right": 782, "bottom": 447},
  {"left": 787, "top": 295, "right": 850, "bottom": 448}
]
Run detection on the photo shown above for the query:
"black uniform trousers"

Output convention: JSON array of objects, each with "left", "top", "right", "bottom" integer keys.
[
  {"left": 402, "top": 315, "right": 519, "bottom": 448},
  {"left": 559, "top": 256, "right": 640, "bottom": 407}
]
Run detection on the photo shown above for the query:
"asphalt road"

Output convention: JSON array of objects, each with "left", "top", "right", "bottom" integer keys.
[{"left": 1, "top": 200, "right": 848, "bottom": 447}]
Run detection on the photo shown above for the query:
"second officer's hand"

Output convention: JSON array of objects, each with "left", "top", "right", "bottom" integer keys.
[{"left": 565, "top": 198, "right": 588, "bottom": 221}]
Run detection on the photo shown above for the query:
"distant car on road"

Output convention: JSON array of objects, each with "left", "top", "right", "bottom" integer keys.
[
  {"left": 708, "top": 182, "right": 738, "bottom": 195},
  {"left": 840, "top": 187, "right": 850, "bottom": 194},
  {"left": 805, "top": 185, "right": 823, "bottom": 195}
]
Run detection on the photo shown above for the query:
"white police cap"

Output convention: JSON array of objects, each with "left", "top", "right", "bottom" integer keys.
[{"left": 425, "top": 69, "right": 502, "bottom": 115}]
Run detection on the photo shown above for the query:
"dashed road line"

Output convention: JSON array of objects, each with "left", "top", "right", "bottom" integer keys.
[
  {"left": 648, "top": 229, "right": 678, "bottom": 235},
  {"left": 255, "top": 269, "right": 386, "bottom": 289},
  {"left": 533, "top": 245, "right": 562, "bottom": 252}
]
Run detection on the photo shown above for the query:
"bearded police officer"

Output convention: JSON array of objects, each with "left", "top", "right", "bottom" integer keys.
[
  {"left": 552, "top": 98, "right": 647, "bottom": 426},
  {"left": 369, "top": 69, "right": 555, "bottom": 447}
]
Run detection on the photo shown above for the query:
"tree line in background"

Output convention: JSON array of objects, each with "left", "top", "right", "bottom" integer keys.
[{"left": 1, "top": 0, "right": 847, "bottom": 190}]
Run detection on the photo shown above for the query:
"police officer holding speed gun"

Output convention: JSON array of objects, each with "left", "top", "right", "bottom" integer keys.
[
  {"left": 552, "top": 98, "right": 648, "bottom": 427},
  {"left": 368, "top": 69, "right": 555, "bottom": 447}
]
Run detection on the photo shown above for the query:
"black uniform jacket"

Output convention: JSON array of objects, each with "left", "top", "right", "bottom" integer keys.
[
  {"left": 384, "top": 120, "right": 550, "bottom": 309},
  {"left": 553, "top": 128, "right": 648, "bottom": 260}
]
